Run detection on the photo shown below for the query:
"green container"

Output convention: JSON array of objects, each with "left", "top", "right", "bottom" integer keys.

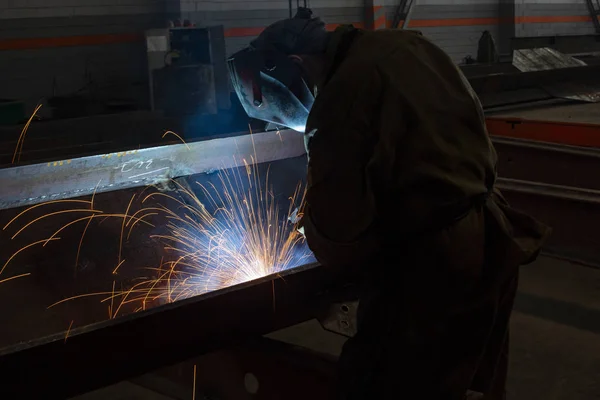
[{"left": 0, "top": 99, "right": 26, "bottom": 126}]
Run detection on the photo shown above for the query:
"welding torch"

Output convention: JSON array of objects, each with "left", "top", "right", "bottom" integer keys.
[{"left": 289, "top": 207, "right": 305, "bottom": 237}]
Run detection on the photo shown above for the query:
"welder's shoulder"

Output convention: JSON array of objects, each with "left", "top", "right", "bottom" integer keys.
[
  {"left": 356, "top": 29, "right": 437, "bottom": 58},
  {"left": 358, "top": 29, "right": 454, "bottom": 71}
]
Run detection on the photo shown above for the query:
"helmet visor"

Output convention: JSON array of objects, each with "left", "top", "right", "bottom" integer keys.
[{"left": 228, "top": 48, "right": 314, "bottom": 132}]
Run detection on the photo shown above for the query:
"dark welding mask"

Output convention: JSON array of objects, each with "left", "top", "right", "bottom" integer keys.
[{"left": 228, "top": 47, "right": 315, "bottom": 132}]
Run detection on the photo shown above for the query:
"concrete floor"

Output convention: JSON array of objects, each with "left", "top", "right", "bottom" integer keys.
[
  {"left": 508, "top": 256, "right": 600, "bottom": 400},
  {"left": 71, "top": 255, "right": 600, "bottom": 399}
]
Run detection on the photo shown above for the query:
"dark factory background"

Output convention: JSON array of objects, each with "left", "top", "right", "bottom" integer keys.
[{"left": 1, "top": 1, "right": 600, "bottom": 399}]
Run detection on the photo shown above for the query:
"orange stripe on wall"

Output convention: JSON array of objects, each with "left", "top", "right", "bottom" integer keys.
[
  {"left": 374, "top": 14, "right": 387, "bottom": 30},
  {"left": 409, "top": 17, "right": 500, "bottom": 27},
  {"left": 0, "top": 33, "right": 143, "bottom": 51},
  {"left": 515, "top": 15, "right": 593, "bottom": 23},
  {"left": 407, "top": 15, "right": 596, "bottom": 28},
  {"left": 0, "top": 15, "right": 595, "bottom": 51},
  {"left": 219, "top": 23, "right": 365, "bottom": 38}
]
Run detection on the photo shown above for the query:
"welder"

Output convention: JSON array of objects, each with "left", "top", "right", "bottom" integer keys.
[{"left": 228, "top": 8, "right": 551, "bottom": 400}]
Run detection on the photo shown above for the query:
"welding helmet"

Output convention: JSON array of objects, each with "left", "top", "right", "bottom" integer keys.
[{"left": 227, "top": 8, "right": 325, "bottom": 133}]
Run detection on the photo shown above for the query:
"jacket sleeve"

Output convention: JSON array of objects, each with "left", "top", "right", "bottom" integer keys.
[{"left": 301, "top": 65, "right": 383, "bottom": 268}]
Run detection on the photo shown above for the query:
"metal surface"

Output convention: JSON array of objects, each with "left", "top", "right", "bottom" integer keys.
[
  {"left": 511, "top": 48, "right": 600, "bottom": 103},
  {"left": 2, "top": 119, "right": 599, "bottom": 211},
  {"left": 0, "top": 262, "right": 350, "bottom": 399},
  {"left": 512, "top": 48, "right": 586, "bottom": 72},
  {"left": 132, "top": 337, "right": 337, "bottom": 400},
  {"left": 2, "top": 177, "right": 598, "bottom": 398},
  {"left": 0, "top": 129, "right": 305, "bottom": 210},
  {"left": 467, "top": 63, "right": 600, "bottom": 96},
  {"left": 498, "top": 178, "right": 600, "bottom": 266},
  {"left": 487, "top": 117, "right": 600, "bottom": 148},
  {"left": 493, "top": 136, "right": 600, "bottom": 190},
  {"left": 318, "top": 301, "right": 358, "bottom": 338},
  {"left": 497, "top": 178, "right": 600, "bottom": 203},
  {"left": 511, "top": 34, "right": 600, "bottom": 55},
  {"left": 544, "top": 81, "right": 600, "bottom": 103},
  {"left": 1, "top": 146, "right": 600, "bottom": 397}
]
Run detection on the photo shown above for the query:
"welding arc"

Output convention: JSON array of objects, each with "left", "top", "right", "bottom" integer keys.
[{"left": 4, "top": 160, "right": 312, "bottom": 318}]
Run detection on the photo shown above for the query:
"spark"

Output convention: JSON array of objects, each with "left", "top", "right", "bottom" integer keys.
[
  {"left": 162, "top": 130, "right": 191, "bottom": 151},
  {"left": 3, "top": 199, "right": 91, "bottom": 231},
  {"left": 75, "top": 216, "right": 94, "bottom": 276},
  {"left": 1, "top": 238, "right": 60, "bottom": 275},
  {"left": 64, "top": 320, "right": 74, "bottom": 343},
  {"left": 193, "top": 365, "right": 197, "bottom": 400},
  {"left": 118, "top": 194, "right": 136, "bottom": 263},
  {"left": 112, "top": 259, "right": 126, "bottom": 275},
  {"left": 4, "top": 160, "right": 312, "bottom": 319},
  {"left": 12, "top": 104, "right": 42, "bottom": 165},
  {"left": 76, "top": 180, "right": 102, "bottom": 273},
  {"left": 11, "top": 209, "right": 102, "bottom": 240},
  {"left": 0, "top": 273, "right": 31, "bottom": 285}
]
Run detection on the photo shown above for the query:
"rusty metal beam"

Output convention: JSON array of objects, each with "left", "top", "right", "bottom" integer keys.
[
  {"left": 488, "top": 117, "right": 600, "bottom": 148},
  {"left": 497, "top": 178, "right": 600, "bottom": 267},
  {"left": 0, "top": 262, "right": 353, "bottom": 399},
  {"left": 0, "top": 129, "right": 305, "bottom": 210},
  {"left": 493, "top": 136, "right": 600, "bottom": 190}
]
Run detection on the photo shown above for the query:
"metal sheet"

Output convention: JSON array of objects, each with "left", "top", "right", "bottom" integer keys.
[
  {"left": 0, "top": 129, "right": 305, "bottom": 210},
  {"left": 0, "top": 262, "right": 351, "bottom": 399},
  {"left": 544, "top": 81, "right": 600, "bottom": 103},
  {"left": 512, "top": 48, "right": 586, "bottom": 72},
  {"left": 511, "top": 48, "right": 600, "bottom": 103}
]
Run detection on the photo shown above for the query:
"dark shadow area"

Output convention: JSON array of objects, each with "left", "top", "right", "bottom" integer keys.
[{"left": 514, "top": 292, "right": 600, "bottom": 335}]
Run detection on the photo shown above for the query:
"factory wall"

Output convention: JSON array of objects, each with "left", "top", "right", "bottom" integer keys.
[
  {"left": 0, "top": 0, "right": 167, "bottom": 113},
  {"left": 1, "top": 0, "right": 598, "bottom": 116},
  {"left": 381, "top": 0, "right": 501, "bottom": 63},
  {"left": 374, "top": 0, "right": 597, "bottom": 63},
  {"left": 178, "top": 0, "right": 363, "bottom": 56},
  {"left": 178, "top": 0, "right": 495, "bottom": 63},
  {"left": 514, "top": 0, "right": 596, "bottom": 37}
]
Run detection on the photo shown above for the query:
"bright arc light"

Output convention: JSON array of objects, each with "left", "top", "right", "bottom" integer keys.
[{"left": 4, "top": 158, "right": 314, "bottom": 318}]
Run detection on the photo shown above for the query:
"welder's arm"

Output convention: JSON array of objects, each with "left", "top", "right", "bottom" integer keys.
[{"left": 300, "top": 68, "right": 382, "bottom": 270}]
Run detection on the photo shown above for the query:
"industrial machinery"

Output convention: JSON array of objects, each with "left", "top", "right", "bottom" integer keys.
[{"left": 146, "top": 26, "right": 230, "bottom": 117}]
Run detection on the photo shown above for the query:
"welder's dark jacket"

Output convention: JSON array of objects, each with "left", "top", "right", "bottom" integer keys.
[{"left": 302, "top": 26, "right": 551, "bottom": 272}]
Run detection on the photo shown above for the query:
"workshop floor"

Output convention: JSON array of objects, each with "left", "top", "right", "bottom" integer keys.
[{"left": 72, "top": 255, "right": 600, "bottom": 400}]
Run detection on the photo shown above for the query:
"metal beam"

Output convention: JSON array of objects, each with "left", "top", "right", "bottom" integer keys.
[
  {"left": 0, "top": 262, "right": 353, "bottom": 399},
  {"left": 2, "top": 177, "right": 600, "bottom": 398},
  {"left": 497, "top": 178, "right": 600, "bottom": 267},
  {"left": 0, "top": 129, "right": 305, "bottom": 210},
  {"left": 2, "top": 123, "right": 599, "bottom": 211},
  {"left": 468, "top": 63, "right": 600, "bottom": 95},
  {"left": 493, "top": 136, "right": 600, "bottom": 190}
]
